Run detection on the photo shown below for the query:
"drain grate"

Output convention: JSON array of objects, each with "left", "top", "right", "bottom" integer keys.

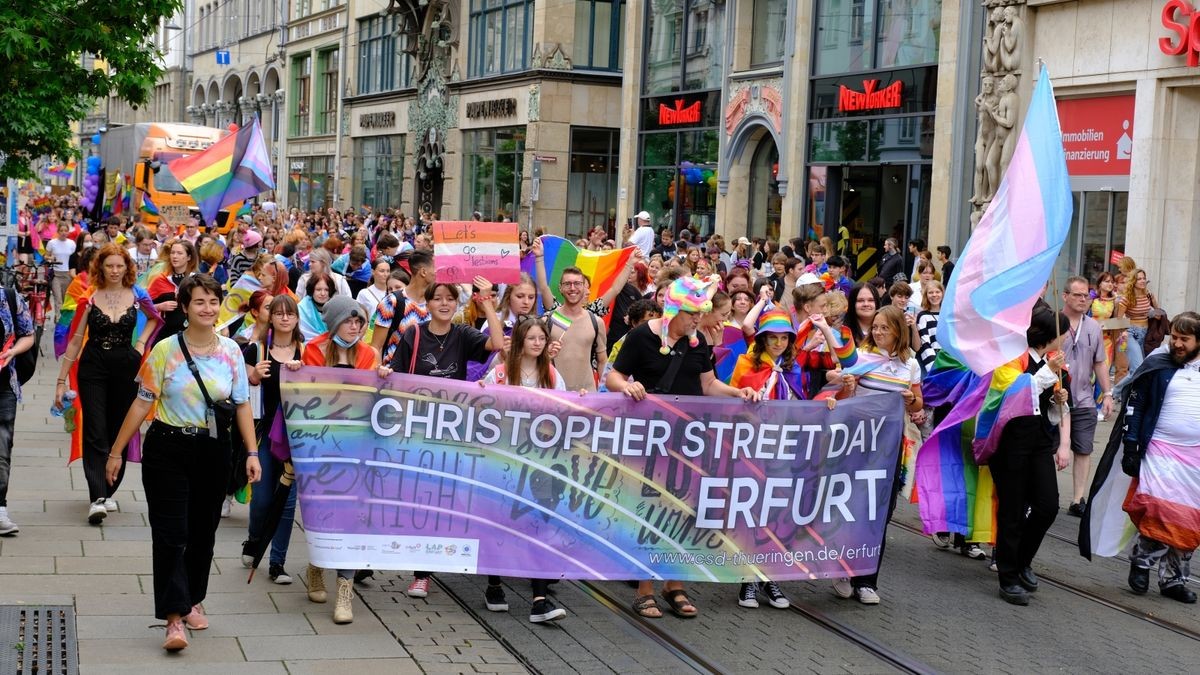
[{"left": 0, "top": 606, "right": 78, "bottom": 675}]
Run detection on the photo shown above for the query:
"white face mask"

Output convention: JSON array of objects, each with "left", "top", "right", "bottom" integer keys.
[{"left": 83, "top": 242, "right": 95, "bottom": 249}]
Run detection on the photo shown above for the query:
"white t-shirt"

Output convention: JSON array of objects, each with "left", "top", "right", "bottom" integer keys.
[
  {"left": 356, "top": 285, "right": 388, "bottom": 316},
  {"left": 45, "top": 238, "right": 76, "bottom": 272},
  {"left": 1153, "top": 361, "right": 1200, "bottom": 446}
]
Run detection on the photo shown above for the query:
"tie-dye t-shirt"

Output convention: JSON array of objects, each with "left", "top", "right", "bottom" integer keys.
[{"left": 137, "top": 335, "right": 250, "bottom": 428}]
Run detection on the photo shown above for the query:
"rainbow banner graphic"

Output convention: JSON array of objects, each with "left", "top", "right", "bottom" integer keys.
[
  {"left": 532, "top": 236, "right": 635, "bottom": 306},
  {"left": 431, "top": 221, "right": 521, "bottom": 284},
  {"left": 281, "top": 367, "right": 904, "bottom": 581},
  {"left": 168, "top": 118, "right": 276, "bottom": 226}
]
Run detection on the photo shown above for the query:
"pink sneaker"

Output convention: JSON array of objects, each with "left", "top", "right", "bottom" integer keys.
[
  {"left": 182, "top": 604, "right": 208, "bottom": 630},
  {"left": 162, "top": 619, "right": 188, "bottom": 651},
  {"left": 406, "top": 577, "right": 431, "bottom": 598}
]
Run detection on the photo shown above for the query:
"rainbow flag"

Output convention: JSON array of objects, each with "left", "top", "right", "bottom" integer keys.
[
  {"left": 531, "top": 236, "right": 635, "bottom": 307},
  {"left": 914, "top": 353, "right": 1033, "bottom": 540},
  {"left": 140, "top": 191, "right": 160, "bottom": 216},
  {"left": 109, "top": 172, "right": 125, "bottom": 216},
  {"left": 168, "top": 118, "right": 276, "bottom": 226},
  {"left": 940, "top": 67, "right": 1072, "bottom": 375}
]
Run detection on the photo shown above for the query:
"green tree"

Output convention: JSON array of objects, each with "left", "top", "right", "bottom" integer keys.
[{"left": 0, "top": 0, "right": 182, "bottom": 179}]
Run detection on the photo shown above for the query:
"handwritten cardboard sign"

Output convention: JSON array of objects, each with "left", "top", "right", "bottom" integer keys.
[{"left": 432, "top": 220, "right": 520, "bottom": 284}]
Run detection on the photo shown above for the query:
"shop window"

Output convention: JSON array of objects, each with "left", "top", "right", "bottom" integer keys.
[
  {"left": 354, "top": 136, "right": 406, "bottom": 210},
  {"left": 1055, "top": 191, "right": 1129, "bottom": 288},
  {"left": 288, "top": 156, "right": 333, "bottom": 211},
  {"left": 637, "top": 128, "right": 718, "bottom": 238},
  {"left": 875, "top": 0, "right": 939, "bottom": 68},
  {"left": 462, "top": 127, "right": 525, "bottom": 221},
  {"left": 317, "top": 48, "right": 340, "bottom": 135},
  {"left": 816, "top": 0, "right": 874, "bottom": 74},
  {"left": 643, "top": 0, "right": 724, "bottom": 94},
  {"left": 573, "top": 0, "right": 625, "bottom": 71},
  {"left": 566, "top": 128, "right": 620, "bottom": 239},
  {"left": 750, "top": 0, "right": 787, "bottom": 66},
  {"left": 469, "top": 0, "right": 532, "bottom": 78},
  {"left": 359, "top": 15, "right": 412, "bottom": 94},
  {"left": 291, "top": 54, "right": 311, "bottom": 137}
]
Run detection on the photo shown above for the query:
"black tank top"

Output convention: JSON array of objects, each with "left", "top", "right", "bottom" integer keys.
[{"left": 86, "top": 305, "right": 137, "bottom": 350}]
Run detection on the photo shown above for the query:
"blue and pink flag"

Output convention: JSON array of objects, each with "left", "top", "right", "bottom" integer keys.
[{"left": 940, "top": 67, "right": 1072, "bottom": 376}]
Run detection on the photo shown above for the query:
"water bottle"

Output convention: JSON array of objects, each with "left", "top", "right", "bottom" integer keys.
[{"left": 51, "top": 389, "right": 77, "bottom": 417}]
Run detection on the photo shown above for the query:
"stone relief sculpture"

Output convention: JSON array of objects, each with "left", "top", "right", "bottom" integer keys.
[
  {"left": 971, "top": 76, "right": 997, "bottom": 204},
  {"left": 971, "top": 0, "right": 1026, "bottom": 222}
]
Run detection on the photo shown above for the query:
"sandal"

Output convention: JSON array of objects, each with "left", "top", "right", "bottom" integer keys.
[
  {"left": 632, "top": 594, "right": 662, "bottom": 618},
  {"left": 661, "top": 589, "right": 698, "bottom": 618}
]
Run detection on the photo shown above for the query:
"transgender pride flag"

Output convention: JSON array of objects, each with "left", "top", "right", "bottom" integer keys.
[{"left": 940, "top": 67, "right": 1072, "bottom": 375}]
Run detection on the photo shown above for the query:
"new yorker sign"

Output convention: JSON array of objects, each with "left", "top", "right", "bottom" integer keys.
[
  {"left": 1160, "top": 0, "right": 1200, "bottom": 66},
  {"left": 837, "top": 80, "right": 904, "bottom": 113}
]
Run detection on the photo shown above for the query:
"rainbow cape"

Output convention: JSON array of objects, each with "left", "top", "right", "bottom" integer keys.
[
  {"left": 54, "top": 274, "right": 90, "bottom": 359},
  {"left": 62, "top": 286, "right": 163, "bottom": 465},
  {"left": 168, "top": 118, "right": 276, "bottom": 225},
  {"left": 728, "top": 351, "right": 804, "bottom": 401},
  {"left": 525, "top": 236, "right": 635, "bottom": 308},
  {"left": 915, "top": 352, "right": 1035, "bottom": 539}
]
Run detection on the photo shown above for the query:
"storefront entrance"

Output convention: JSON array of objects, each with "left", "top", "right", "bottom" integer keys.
[
  {"left": 808, "top": 163, "right": 931, "bottom": 281},
  {"left": 747, "top": 137, "right": 781, "bottom": 242}
]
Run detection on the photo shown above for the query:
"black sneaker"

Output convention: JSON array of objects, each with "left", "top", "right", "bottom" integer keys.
[
  {"left": 269, "top": 563, "right": 293, "bottom": 585},
  {"left": 529, "top": 597, "right": 566, "bottom": 623},
  {"left": 354, "top": 569, "right": 374, "bottom": 585},
  {"left": 738, "top": 582, "right": 759, "bottom": 608},
  {"left": 484, "top": 584, "right": 509, "bottom": 612},
  {"left": 1128, "top": 563, "right": 1150, "bottom": 595},
  {"left": 759, "top": 581, "right": 790, "bottom": 608}
]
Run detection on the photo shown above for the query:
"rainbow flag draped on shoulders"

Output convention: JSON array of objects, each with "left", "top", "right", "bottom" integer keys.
[
  {"left": 939, "top": 67, "right": 1072, "bottom": 376},
  {"left": 915, "top": 352, "right": 1035, "bottom": 540},
  {"left": 168, "top": 118, "right": 276, "bottom": 225},
  {"left": 60, "top": 286, "right": 163, "bottom": 465}
]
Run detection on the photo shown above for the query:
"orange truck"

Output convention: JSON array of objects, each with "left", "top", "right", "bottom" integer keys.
[{"left": 98, "top": 123, "right": 242, "bottom": 234}]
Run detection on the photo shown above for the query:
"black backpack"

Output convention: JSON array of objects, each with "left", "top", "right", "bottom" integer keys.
[{"left": 0, "top": 281, "right": 38, "bottom": 385}]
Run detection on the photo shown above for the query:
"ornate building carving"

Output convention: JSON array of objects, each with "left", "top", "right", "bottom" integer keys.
[{"left": 971, "top": 0, "right": 1025, "bottom": 223}]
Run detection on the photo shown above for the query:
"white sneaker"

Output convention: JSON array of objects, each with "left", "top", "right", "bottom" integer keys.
[
  {"left": 0, "top": 506, "right": 19, "bottom": 535},
  {"left": 855, "top": 587, "right": 881, "bottom": 605},
  {"left": 220, "top": 496, "right": 233, "bottom": 518},
  {"left": 832, "top": 578, "right": 853, "bottom": 599},
  {"left": 87, "top": 499, "right": 107, "bottom": 525},
  {"left": 103, "top": 498, "right": 117, "bottom": 511}
]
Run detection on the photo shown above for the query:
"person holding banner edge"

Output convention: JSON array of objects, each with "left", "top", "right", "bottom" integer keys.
[
  {"left": 815, "top": 305, "right": 923, "bottom": 605},
  {"left": 606, "top": 276, "right": 760, "bottom": 619},
  {"left": 480, "top": 315, "right": 572, "bottom": 622},
  {"left": 383, "top": 279, "right": 508, "bottom": 607}
]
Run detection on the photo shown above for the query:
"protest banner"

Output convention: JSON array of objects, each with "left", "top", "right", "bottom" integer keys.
[
  {"left": 281, "top": 367, "right": 904, "bottom": 582},
  {"left": 432, "top": 220, "right": 521, "bottom": 284}
]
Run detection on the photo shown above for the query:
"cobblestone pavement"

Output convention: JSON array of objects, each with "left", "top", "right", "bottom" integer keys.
[{"left": 1, "top": 339, "right": 1196, "bottom": 674}]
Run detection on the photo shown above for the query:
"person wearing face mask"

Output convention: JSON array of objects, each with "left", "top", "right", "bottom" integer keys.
[{"left": 301, "top": 296, "right": 383, "bottom": 623}]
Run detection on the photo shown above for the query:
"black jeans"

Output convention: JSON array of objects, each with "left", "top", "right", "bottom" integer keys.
[
  {"left": 142, "top": 423, "right": 231, "bottom": 620},
  {"left": 853, "top": 450, "right": 902, "bottom": 591},
  {"left": 0, "top": 382, "right": 17, "bottom": 507},
  {"left": 989, "top": 448, "right": 1059, "bottom": 587},
  {"left": 78, "top": 344, "right": 140, "bottom": 502}
]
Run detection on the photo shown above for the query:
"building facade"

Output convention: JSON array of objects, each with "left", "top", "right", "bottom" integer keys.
[
  {"left": 187, "top": 0, "right": 288, "bottom": 195},
  {"left": 613, "top": 0, "right": 966, "bottom": 279},
  {"left": 1033, "top": 0, "right": 1200, "bottom": 311}
]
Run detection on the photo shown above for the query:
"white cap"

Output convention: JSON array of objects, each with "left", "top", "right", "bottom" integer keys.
[
  {"left": 796, "top": 272, "right": 823, "bottom": 286},
  {"left": 736, "top": 236, "right": 751, "bottom": 246},
  {"left": 635, "top": 211, "right": 651, "bottom": 222}
]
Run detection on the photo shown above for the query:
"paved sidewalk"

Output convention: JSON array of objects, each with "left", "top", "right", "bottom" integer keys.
[{"left": 0, "top": 344, "right": 523, "bottom": 674}]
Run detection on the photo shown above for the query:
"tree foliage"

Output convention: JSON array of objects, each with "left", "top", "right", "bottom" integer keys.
[{"left": 0, "top": 0, "right": 183, "bottom": 180}]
